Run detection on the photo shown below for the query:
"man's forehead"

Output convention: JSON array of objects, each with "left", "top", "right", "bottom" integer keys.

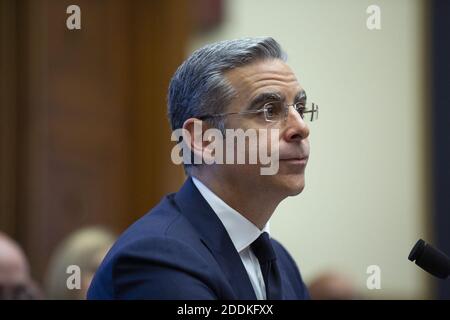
[
  {"left": 225, "top": 59, "right": 302, "bottom": 101},
  {"left": 226, "top": 59, "right": 297, "bottom": 82}
]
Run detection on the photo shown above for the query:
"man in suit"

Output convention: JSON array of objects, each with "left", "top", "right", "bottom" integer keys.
[{"left": 88, "top": 37, "right": 318, "bottom": 299}]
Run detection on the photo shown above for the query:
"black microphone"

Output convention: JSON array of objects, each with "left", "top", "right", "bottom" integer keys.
[{"left": 408, "top": 239, "right": 450, "bottom": 279}]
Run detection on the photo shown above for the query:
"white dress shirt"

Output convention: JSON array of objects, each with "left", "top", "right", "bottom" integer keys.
[{"left": 192, "top": 177, "right": 270, "bottom": 300}]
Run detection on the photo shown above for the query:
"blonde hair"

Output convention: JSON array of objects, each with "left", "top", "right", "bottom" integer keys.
[{"left": 44, "top": 226, "right": 115, "bottom": 299}]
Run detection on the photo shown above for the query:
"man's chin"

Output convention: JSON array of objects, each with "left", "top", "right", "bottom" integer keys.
[
  {"left": 287, "top": 183, "right": 305, "bottom": 196},
  {"left": 275, "top": 174, "right": 305, "bottom": 197}
]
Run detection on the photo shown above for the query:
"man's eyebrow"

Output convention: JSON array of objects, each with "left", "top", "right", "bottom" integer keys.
[{"left": 247, "top": 92, "right": 283, "bottom": 110}]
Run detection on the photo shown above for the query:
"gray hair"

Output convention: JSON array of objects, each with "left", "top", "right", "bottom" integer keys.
[{"left": 167, "top": 37, "right": 287, "bottom": 172}]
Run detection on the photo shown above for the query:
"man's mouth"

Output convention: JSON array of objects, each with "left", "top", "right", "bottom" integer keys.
[{"left": 279, "top": 156, "right": 309, "bottom": 165}]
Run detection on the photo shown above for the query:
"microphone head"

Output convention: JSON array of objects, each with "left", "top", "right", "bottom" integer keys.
[{"left": 408, "top": 239, "right": 450, "bottom": 279}]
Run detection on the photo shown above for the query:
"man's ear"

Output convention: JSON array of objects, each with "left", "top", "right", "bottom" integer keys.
[{"left": 182, "top": 118, "right": 211, "bottom": 164}]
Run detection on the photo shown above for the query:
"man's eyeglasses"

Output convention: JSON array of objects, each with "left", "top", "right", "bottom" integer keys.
[{"left": 197, "top": 101, "right": 319, "bottom": 123}]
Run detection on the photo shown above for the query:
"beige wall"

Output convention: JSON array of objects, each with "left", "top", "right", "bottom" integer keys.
[{"left": 190, "top": 0, "right": 430, "bottom": 299}]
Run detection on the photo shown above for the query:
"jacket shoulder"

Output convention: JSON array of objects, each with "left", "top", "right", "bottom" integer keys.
[{"left": 87, "top": 195, "right": 222, "bottom": 299}]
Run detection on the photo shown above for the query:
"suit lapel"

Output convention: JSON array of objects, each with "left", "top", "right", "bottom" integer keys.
[{"left": 174, "top": 177, "right": 257, "bottom": 299}]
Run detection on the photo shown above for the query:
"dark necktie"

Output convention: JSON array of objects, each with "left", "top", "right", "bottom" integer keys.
[{"left": 251, "top": 232, "right": 282, "bottom": 300}]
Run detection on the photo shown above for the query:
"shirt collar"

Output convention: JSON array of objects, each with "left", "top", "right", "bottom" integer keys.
[{"left": 192, "top": 177, "right": 270, "bottom": 253}]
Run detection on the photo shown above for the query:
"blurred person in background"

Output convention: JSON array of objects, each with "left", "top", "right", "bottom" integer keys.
[
  {"left": 0, "top": 232, "right": 43, "bottom": 299},
  {"left": 45, "top": 226, "right": 115, "bottom": 299}
]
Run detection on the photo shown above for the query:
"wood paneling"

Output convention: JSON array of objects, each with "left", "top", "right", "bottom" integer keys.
[
  {"left": 0, "top": 0, "right": 189, "bottom": 283},
  {"left": 0, "top": 0, "right": 18, "bottom": 238}
]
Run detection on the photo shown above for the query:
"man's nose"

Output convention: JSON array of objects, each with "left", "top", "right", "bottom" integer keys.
[{"left": 282, "top": 105, "right": 310, "bottom": 142}]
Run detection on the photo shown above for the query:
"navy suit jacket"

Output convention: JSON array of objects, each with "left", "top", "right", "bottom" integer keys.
[{"left": 87, "top": 177, "right": 309, "bottom": 299}]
